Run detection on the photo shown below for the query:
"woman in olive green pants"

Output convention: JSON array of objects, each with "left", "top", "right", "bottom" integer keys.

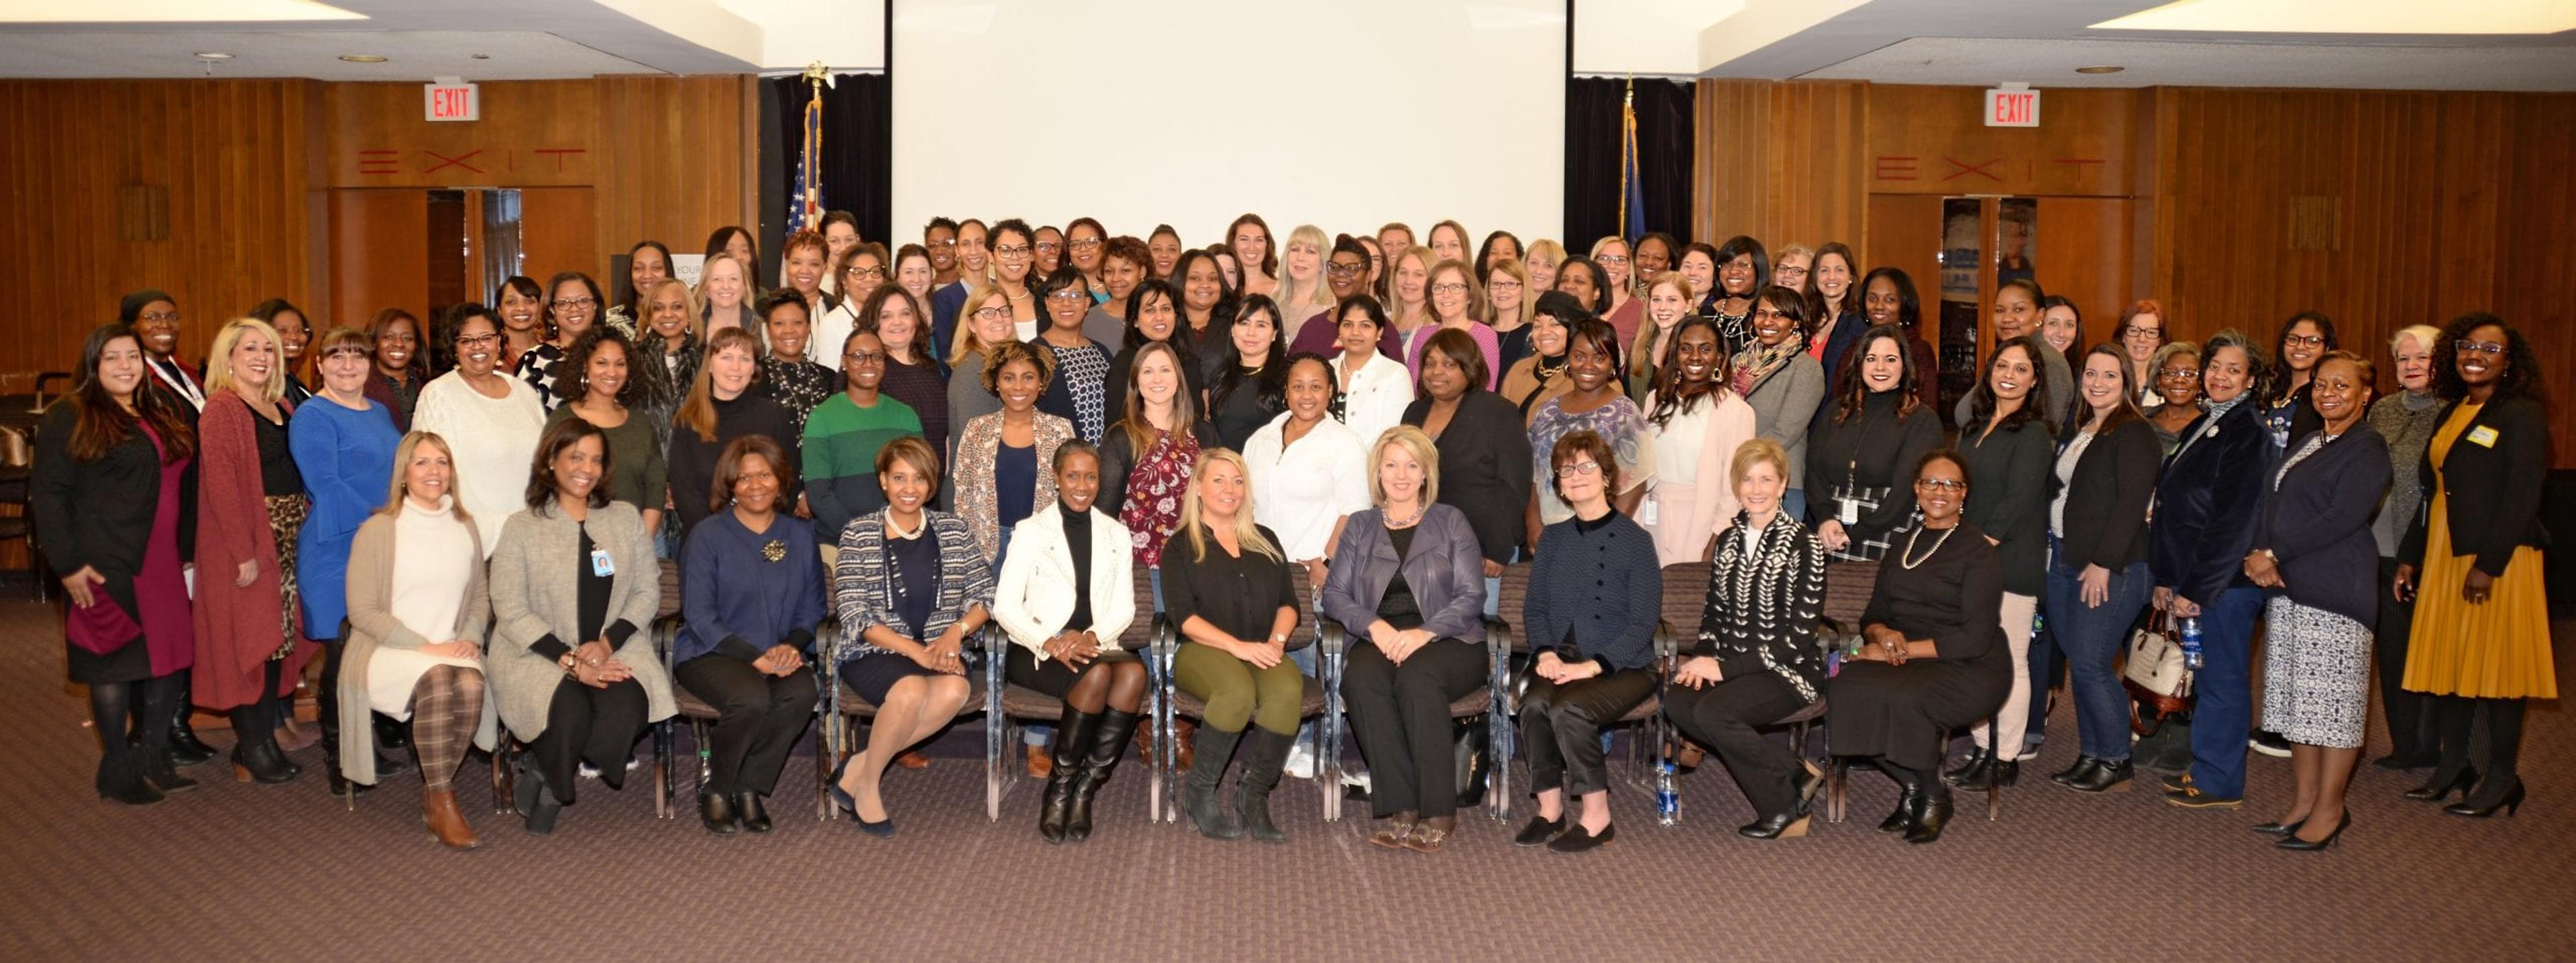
[{"left": 1164, "top": 450, "right": 1304, "bottom": 842}]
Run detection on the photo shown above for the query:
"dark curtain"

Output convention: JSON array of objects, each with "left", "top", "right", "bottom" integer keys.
[
  {"left": 766, "top": 72, "right": 892, "bottom": 246},
  {"left": 1562, "top": 76, "right": 1693, "bottom": 248}
]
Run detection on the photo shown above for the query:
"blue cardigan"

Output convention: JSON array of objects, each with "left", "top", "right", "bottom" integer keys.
[
  {"left": 2254, "top": 426, "right": 2390, "bottom": 626},
  {"left": 2149, "top": 402, "right": 2268, "bottom": 606},
  {"left": 1523, "top": 510, "right": 1661, "bottom": 673},
  {"left": 677, "top": 508, "right": 826, "bottom": 663}
]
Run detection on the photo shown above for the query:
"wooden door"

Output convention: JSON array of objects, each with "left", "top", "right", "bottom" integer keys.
[{"left": 326, "top": 189, "right": 429, "bottom": 331}]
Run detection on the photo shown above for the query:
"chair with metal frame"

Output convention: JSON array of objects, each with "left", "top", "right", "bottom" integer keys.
[
  {"left": 482, "top": 614, "right": 682, "bottom": 819},
  {"left": 1820, "top": 617, "right": 2002, "bottom": 824},
  {"left": 1313, "top": 601, "right": 1513, "bottom": 824},
  {"left": 655, "top": 612, "right": 839, "bottom": 825},
  {"left": 1485, "top": 561, "right": 1681, "bottom": 819},
  {"left": 1149, "top": 566, "right": 1328, "bottom": 824},
  {"left": 819, "top": 618, "right": 994, "bottom": 821},
  {"left": 980, "top": 565, "right": 1163, "bottom": 822}
]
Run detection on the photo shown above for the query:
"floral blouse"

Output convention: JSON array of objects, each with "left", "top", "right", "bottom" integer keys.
[{"left": 1121, "top": 426, "right": 1203, "bottom": 568}]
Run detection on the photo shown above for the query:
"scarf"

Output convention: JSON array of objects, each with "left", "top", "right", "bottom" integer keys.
[{"left": 1730, "top": 337, "right": 1802, "bottom": 398}]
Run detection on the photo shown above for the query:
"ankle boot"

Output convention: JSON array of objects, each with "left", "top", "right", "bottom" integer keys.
[
  {"left": 233, "top": 737, "right": 300, "bottom": 785},
  {"left": 1943, "top": 747, "right": 1991, "bottom": 782},
  {"left": 375, "top": 714, "right": 411, "bottom": 751},
  {"left": 1904, "top": 781, "right": 1956, "bottom": 844},
  {"left": 1038, "top": 706, "right": 1099, "bottom": 844},
  {"left": 1183, "top": 724, "right": 1244, "bottom": 840},
  {"left": 1233, "top": 728, "right": 1295, "bottom": 844},
  {"left": 1954, "top": 758, "right": 2019, "bottom": 791},
  {"left": 1067, "top": 708, "right": 1140, "bottom": 843},
  {"left": 166, "top": 713, "right": 218, "bottom": 768},
  {"left": 736, "top": 791, "right": 773, "bottom": 833},
  {"left": 1878, "top": 779, "right": 1923, "bottom": 833},
  {"left": 141, "top": 746, "right": 199, "bottom": 794},
  {"left": 698, "top": 790, "right": 739, "bottom": 835},
  {"left": 423, "top": 789, "right": 480, "bottom": 850},
  {"left": 2065, "top": 758, "right": 2134, "bottom": 793},
  {"left": 95, "top": 740, "right": 166, "bottom": 805}
]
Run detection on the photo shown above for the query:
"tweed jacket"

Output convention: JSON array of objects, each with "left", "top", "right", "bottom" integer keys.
[
  {"left": 833, "top": 508, "right": 997, "bottom": 661},
  {"left": 1697, "top": 513, "right": 1830, "bottom": 703},
  {"left": 486, "top": 500, "right": 676, "bottom": 740},
  {"left": 338, "top": 510, "right": 498, "bottom": 785},
  {"left": 953, "top": 410, "right": 1073, "bottom": 561}
]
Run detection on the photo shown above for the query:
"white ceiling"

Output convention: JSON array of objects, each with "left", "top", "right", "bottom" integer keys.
[
  {"left": 0, "top": 30, "right": 656, "bottom": 80},
  {"left": 1803, "top": 36, "right": 2576, "bottom": 91}
]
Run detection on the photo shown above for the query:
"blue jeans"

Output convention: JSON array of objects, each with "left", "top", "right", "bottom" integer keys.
[
  {"left": 1783, "top": 489, "right": 1807, "bottom": 526},
  {"left": 2184, "top": 584, "right": 2266, "bottom": 798},
  {"left": 2045, "top": 554, "right": 2153, "bottom": 761}
]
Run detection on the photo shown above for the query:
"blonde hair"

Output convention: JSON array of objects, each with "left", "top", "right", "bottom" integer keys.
[
  {"left": 948, "top": 280, "right": 1013, "bottom": 366},
  {"left": 677, "top": 327, "right": 765, "bottom": 443},
  {"left": 1391, "top": 245, "right": 1436, "bottom": 328},
  {"left": 205, "top": 317, "right": 286, "bottom": 404},
  {"left": 1728, "top": 437, "right": 1790, "bottom": 490},
  {"left": 641, "top": 277, "right": 698, "bottom": 337},
  {"left": 1366, "top": 425, "right": 1441, "bottom": 506},
  {"left": 696, "top": 252, "right": 753, "bottom": 310},
  {"left": 1176, "top": 448, "right": 1281, "bottom": 563},
  {"left": 1279, "top": 224, "right": 1336, "bottom": 314},
  {"left": 377, "top": 431, "right": 470, "bottom": 521},
  {"left": 1484, "top": 258, "right": 1534, "bottom": 331},
  {"left": 1525, "top": 238, "right": 1566, "bottom": 270}
]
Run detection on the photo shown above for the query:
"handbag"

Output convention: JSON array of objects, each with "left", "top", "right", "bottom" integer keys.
[
  {"left": 2122, "top": 608, "right": 2194, "bottom": 733},
  {"left": 66, "top": 593, "right": 145, "bottom": 657}
]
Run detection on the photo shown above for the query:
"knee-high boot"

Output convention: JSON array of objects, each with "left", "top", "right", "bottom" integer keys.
[
  {"left": 1234, "top": 727, "right": 1295, "bottom": 844},
  {"left": 1037, "top": 705, "right": 1097, "bottom": 844},
  {"left": 1065, "top": 708, "right": 1140, "bottom": 842},
  {"left": 1183, "top": 724, "right": 1244, "bottom": 840}
]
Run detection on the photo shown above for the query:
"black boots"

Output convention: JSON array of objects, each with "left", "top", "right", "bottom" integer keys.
[
  {"left": 2063, "top": 758, "right": 2133, "bottom": 793},
  {"left": 698, "top": 790, "right": 739, "bottom": 834},
  {"left": 1905, "top": 781, "right": 1956, "bottom": 844},
  {"left": 1038, "top": 706, "right": 1097, "bottom": 844},
  {"left": 1947, "top": 749, "right": 2018, "bottom": 790},
  {"left": 736, "top": 791, "right": 773, "bottom": 833},
  {"left": 1234, "top": 728, "right": 1295, "bottom": 844},
  {"left": 164, "top": 713, "right": 218, "bottom": 769},
  {"left": 1878, "top": 779, "right": 1923, "bottom": 833},
  {"left": 1183, "top": 724, "right": 1244, "bottom": 840},
  {"left": 95, "top": 735, "right": 166, "bottom": 805},
  {"left": 375, "top": 714, "right": 412, "bottom": 751},
  {"left": 231, "top": 737, "right": 300, "bottom": 785},
  {"left": 1065, "top": 709, "right": 1140, "bottom": 843}
]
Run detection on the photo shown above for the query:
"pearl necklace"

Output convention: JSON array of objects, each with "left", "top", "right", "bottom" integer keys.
[{"left": 1898, "top": 524, "right": 1956, "bottom": 570}]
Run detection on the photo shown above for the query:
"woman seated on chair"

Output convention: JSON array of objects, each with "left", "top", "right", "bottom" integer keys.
[
  {"left": 1662, "top": 438, "right": 1829, "bottom": 841},
  {"left": 996, "top": 440, "right": 1146, "bottom": 844},
  {"left": 828, "top": 436, "right": 996, "bottom": 836},
  {"left": 676, "top": 435, "right": 824, "bottom": 836},
  {"left": 340, "top": 431, "right": 498, "bottom": 850},
  {"left": 488, "top": 418, "right": 678, "bottom": 836},
  {"left": 1828, "top": 449, "right": 2010, "bottom": 846},
  {"left": 1165, "top": 448, "right": 1303, "bottom": 843},
  {"left": 1325, "top": 425, "right": 1489, "bottom": 854},
  {"left": 1515, "top": 429, "right": 1662, "bottom": 854}
]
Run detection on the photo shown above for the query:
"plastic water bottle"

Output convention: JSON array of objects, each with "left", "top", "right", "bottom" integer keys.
[
  {"left": 2180, "top": 616, "right": 2205, "bottom": 671},
  {"left": 1654, "top": 758, "right": 1680, "bottom": 827},
  {"left": 2032, "top": 608, "right": 2047, "bottom": 638}
]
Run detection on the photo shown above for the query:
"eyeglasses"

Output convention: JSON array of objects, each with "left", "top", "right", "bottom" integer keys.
[
  {"left": 1034, "top": 241, "right": 1063, "bottom": 253},
  {"left": 2455, "top": 339, "right": 2504, "bottom": 356},
  {"left": 846, "top": 266, "right": 886, "bottom": 281},
  {"left": 994, "top": 244, "right": 1032, "bottom": 258},
  {"left": 2283, "top": 333, "right": 2326, "bottom": 348},
  {"left": 2158, "top": 367, "right": 2200, "bottom": 379},
  {"left": 1326, "top": 262, "right": 1364, "bottom": 278},
  {"left": 2123, "top": 325, "right": 2161, "bottom": 339},
  {"left": 1597, "top": 254, "right": 1629, "bottom": 265},
  {"left": 457, "top": 333, "right": 500, "bottom": 347},
  {"left": 137, "top": 311, "right": 180, "bottom": 325},
  {"left": 971, "top": 306, "right": 1010, "bottom": 321},
  {"left": 845, "top": 351, "right": 887, "bottom": 365},
  {"left": 928, "top": 238, "right": 957, "bottom": 249},
  {"left": 1489, "top": 279, "right": 1523, "bottom": 291},
  {"left": 1430, "top": 282, "right": 1469, "bottom": 296},
  {"left": 1068, "top": 237, "right": 1102, "bottom": 250},
  {"left": 553, "top": 296, "right": 597, "bottom": 308},
  {"left": 1917, "top": 478, "right": 1966, "bottom": 491},
  {"left": 1044, "top": 290, "right": 1088, "bottom": 303},
  {"left": 1555, "top": 460, "right": 1602, "bottom": 478}
]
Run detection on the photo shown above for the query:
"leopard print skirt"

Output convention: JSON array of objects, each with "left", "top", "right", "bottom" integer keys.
[{"left": 265, "top": 494, "right": 309, "bottom": 659}]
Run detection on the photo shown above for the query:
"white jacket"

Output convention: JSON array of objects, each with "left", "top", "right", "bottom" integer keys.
[{"left": 994, "top": 503, "right": 1138, "bottom": 660}]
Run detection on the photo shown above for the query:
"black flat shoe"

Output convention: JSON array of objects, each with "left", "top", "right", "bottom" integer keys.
[
  {"left": 2443, "top": 779, "right": 2525, "bottom": 819},
  {"left": 2275, "top": 812, "right": 2350, "bottom": 851},
  {"left": 2251, "top": 817, "right": 2306, "bottom": 837},
  {"left": 2050, "top": 756, "right": 2100, "bottom": 785},
  {"left": 1546, "top": 822, "right": 1615, "bottom": 853},
  {"left": 736, "top": 792, "right": 773, "bottom": 834},
  {"left": 1943, "top": 748, "right": 1991, "bottom": 783},
  {"left": 1737, "top": 808, "right": 1811, "bottom": 840},
  {"left": 2373, "top": 750, "right": 2436, "bottom": 771},
  {"left": 2065, "top": 758, "right": 2133, "bottom": 794},
  {"left": 2404, "top": 766, "right": 2478, "bottom": 802},
  {"left": 698, "top": 791, "right": 739, "bottom": 836},
  {"left": 1511, "top": 815, "right": 1563, "bottom": 847}
]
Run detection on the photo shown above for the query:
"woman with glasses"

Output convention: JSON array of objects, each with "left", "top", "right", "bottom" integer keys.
[
  {"left": 1032, "top": 267, "right": 1114, "bottom": 445},
  {"left": 292, "top": 327, "right": 411, "bottom": 792},
  {"left": 516, "top": 272, "right": 606, "bottom": 412},
  {"left": 947, "top": 282, "right": 1017, "bottom": 431},
  {"left": 1589, "top": 237, "right": 1643, "bottom": 347},
  {"left": 816, "top": 243, "right": 888, "bottom": 368},
  {"left": 989, "top": 219, "right": 1042, "bottom": 338},
  {"left": 1486, "top": 258, "right": 1536, "bottom": 377},
  {"left": 415, "top": 305, "right": 546, "bottom": 557},
  {"left": 2260, "top": 312, "right": 2338, "bottom": 453},
  {"left": 1403, "top": 260, "right": 1500, "bottom": 392},
  {"left": 1065, "top": 218, "right": 1110, "bottom": 300},
  {"left": 2148, "top": 329, "right": 2272, "bottom": 811},
  {"left": 1288, "top": 237, "right": 1381, "bottom": 359},
  {"left": 1034, "top": 225, "right": 1067, "bottom": 277},
  {"left": 1525, "top": 319, "right": 1654, "bottom": 550},
  {"left": 2118, "top": 300, "right": 2169, "bottom": 409},
  {"left": 2145, "top": 341, "right": 2204, "bottom": 454},
  {"left": 805, "top": 328, "right": 924, "bottom": 553}
]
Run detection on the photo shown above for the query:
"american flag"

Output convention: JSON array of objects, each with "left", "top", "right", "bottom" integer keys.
[{"left": 788, "top": 70, "right": 824, "bottom": 232}]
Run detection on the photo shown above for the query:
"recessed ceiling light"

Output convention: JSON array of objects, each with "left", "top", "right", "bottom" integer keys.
[
  {"left": 338, "top": 54, "right": 388, "bottom": 63},
  {"left": 2075, "top": 65, "right": 2125, "bottom": 74},
  {"left": 472, "top": 53, "right": 490, "bottom": 60},
  {"left": 194, "top": 52, "right": 234, "bottom": 60}
]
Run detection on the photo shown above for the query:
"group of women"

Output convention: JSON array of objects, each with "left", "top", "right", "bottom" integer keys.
[{"left": 34, "top": 216, "right": 2552, "bottom": 856}]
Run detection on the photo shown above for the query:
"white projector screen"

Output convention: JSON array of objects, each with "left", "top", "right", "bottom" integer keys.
[{"left": 891, "top": 0, "right": 1567, "bottom": 253}]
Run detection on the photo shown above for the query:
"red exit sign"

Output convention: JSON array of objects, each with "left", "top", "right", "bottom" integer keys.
[
  {"left": 424, "top": 80, "right": 479, "bottom": 123},
  {"left": 1984, "top": 85, "right": 2039, "bottom": 127}
]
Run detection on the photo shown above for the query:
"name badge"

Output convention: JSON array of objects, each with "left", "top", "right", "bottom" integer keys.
[
  {"left": 1839, "top": 498, "right": 1860, "bottom": 525},
  {"left": 1636, "top": 490, "right": 1659, "bottom": 527},
  {"left": 590, "top": 548, "right": 616, "bottom": 577},
  {"left": 2467, "top": 426, "right": 2500, "bottom": 448}
]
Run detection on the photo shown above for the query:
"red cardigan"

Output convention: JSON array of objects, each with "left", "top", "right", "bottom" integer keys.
[{"left": 190, "top": 390, "right": 312, "bottom": 710}]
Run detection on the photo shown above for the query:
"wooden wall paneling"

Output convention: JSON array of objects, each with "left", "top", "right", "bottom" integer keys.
[
  {"left": 326, "top": 189, "right": 429, "bottom": 333},
  {"left": 1866, "top": 86, "right": 2140, "bottom": 198},
  {"left": 2498, "top": 93, "right": 2576, "bottom": 462},
  {"left": 592, "top": 75, "right": 759, "bottom": 285},
  {"left": 518, "top": 186, "right": 600, "bottom": 295},
  {"left": 1863, "top": 193, "right": 1945, "bottom": 323},
  {"left": 325, "top": 81, "right": 598, "bottom": 188},
  {"left": 2030, "top": 196, "right": 2135, "bottom": 347},
  {"left": 1694, "top": 79, "right": 1869, "bottom": 258}
]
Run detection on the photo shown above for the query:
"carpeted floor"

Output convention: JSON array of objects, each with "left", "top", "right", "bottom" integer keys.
[{"left": 0, "top": 599, "right": 2565, "bottom": 961}]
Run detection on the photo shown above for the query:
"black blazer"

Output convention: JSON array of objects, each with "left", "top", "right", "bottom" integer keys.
[
  {"left": 30, "top": 404, "right": 197, "bottom": 615},
  {"left": 2149, "top": 402, "right": 2267, "bottom": 606},
  {"left": 1957, "top": 416, "right": 2053, "bottom": 596},
  {"left": 1403, "top": 389, "right": 1534, "bottom": 565},
  {"left": 2400, "top": 394, "right": 2551, "bottom": 577},
  {"left": 2256, "top": 426, "right": 2390, "bottom": 625},
  {"left": 1095, "top": 419, "right": 1222, "bottom": 518},
  {"left": 2051, "top": 418, "right": 2161, "bottom": 571}
]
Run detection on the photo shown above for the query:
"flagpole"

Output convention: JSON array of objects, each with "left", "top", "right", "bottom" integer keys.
[{"left": 1619, "top": 75, "right": 1637, "bottom": 240}]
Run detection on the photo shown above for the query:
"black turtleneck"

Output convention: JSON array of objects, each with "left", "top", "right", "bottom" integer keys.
[{"left": 1061, "top": 502, "right": 1093, "bottom": 634}]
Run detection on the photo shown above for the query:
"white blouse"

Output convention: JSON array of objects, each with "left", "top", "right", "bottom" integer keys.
[
  {"left": 412, "top": 370, "right": 545, "bottom": 557},
  {"left": 1243, "top": 411, "right": 1373, "bottom": 563},
  {"left": 1334, "top": 348, "right": 1413, "bottom": 451}
]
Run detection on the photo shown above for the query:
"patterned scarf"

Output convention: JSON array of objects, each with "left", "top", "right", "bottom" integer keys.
[{"left": 1730, "top": 337, "right": 1803, "bottom": 398}]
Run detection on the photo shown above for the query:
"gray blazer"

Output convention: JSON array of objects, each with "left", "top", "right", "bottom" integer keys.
[
  {"left": 1320, "top": 503, "right": 1487, "bottom": 644},
  {"left": 486, "top": 500, "right": 676, "bottom": 740},
  {"left": 1741, "top": 353, "right": 1826, "bottom": 490}
]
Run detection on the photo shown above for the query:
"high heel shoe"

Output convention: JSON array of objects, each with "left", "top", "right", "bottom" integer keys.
[
  {"left": 1737, "top": 807, "right": 1812, "bottom": 840},
  {"left": 2402, "top": 765, "right": 2477, "bottom": 802},
  {"left": 2443, "top": 780, "right": 2525, "bottom": 819},
  {"left": 2250, "top": 817, "right": 2306, "bottom": 837},
  {"left": 2275, "top": 811, "right": 2350, "bottom": 851}
]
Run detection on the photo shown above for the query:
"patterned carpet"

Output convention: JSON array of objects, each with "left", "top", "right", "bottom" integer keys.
[{"left": 0, "top": 598, "right": 2565, "bottom": 961}]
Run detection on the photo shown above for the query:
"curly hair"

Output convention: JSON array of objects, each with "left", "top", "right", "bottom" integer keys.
[
  {"left": 2430, "top": 312, "right": 2546, "bottom": 403},
  {"left": 554, "top": 325, "right": 645, "bottom": 407}
]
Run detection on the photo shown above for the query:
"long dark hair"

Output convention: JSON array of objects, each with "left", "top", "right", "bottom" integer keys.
[
  {"left": 1968, "top": 335, "right": 2055, "bottom": 433},
  {"left": 2075, "top": 343, "right": 2145, "bottom": 436},
  {"left": 555, "top": 325, "right": 649, "bottom": 408},
  {"left": 2430, "top": 312, "right": 2546, "bottom": 404},
  {"left": 65, "top": 323, "right": 195, "bottom": 463},
  {"left": 1212, "top": 294, "right": 1289, "bottom": 420},
  {"left": 616, "top": 240, "right": 674, "bottom": 321},
  {"left": 2263, "top": 310, "right": 2339, "bottom": 404},
  {"left": 702, "top": 227, "right": 759, "bottom": 279},
  {"left": 1169, "top": 248, "right": 1238, "bottom": 347},
  {"left": 525, "top": 416, "right": 613, "bottom": 512},
  {"left": 1646, "top": 315, "right": 1727, "bottom": 429},
  {"left": 1122, "top": 278, "right": 1181, "bottom": 351},
  {"left": 1858, "top": 266, "right": 1921, "bottom": 330},
  {"left": 1829, "top": 324, "right": 1923, "bottom": 426}
]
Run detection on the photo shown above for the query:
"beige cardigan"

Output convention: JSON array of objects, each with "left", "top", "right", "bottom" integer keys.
[
  {"left": 338, "top": 509, "right": 499, "bottom": 786},
  {"left": 486, "top": 500, "right": 677, "bottom": 740}
]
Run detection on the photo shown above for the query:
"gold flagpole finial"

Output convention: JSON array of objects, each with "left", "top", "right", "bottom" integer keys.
[{"left": 802, "top": 61, "right": 830, "bottom": 90}]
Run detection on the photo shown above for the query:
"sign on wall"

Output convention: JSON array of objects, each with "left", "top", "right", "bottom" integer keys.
[
  {"left": 425, "top": 78, "right": 480, "bottom": 122},
  {"left": 1984, "top": 84, "right": 2039, "bottom": 127}
]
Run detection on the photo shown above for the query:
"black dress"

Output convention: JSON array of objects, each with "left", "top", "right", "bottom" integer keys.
[{"left": 1827, "top": 520, "right": 2010, "bottom": 771}]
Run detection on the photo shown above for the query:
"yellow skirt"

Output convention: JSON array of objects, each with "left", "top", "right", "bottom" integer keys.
[{"left": 2402, "top": 490, "right": 2556, "bottom": 699}]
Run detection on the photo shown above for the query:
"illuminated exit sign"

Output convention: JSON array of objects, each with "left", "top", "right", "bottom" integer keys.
[
  {"left": 1985, "top": 84, "right": 2039, "bottom": 127},
  {"left": 425, "top": 78, "right": 479, "bottom": 122}
]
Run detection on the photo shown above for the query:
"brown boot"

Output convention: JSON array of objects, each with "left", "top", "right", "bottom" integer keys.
[
  {"left": 423, "top": 789, "right": 480, "bottom": 850},
  {"left": 1174, "top": 718, "right": 1197, "bottom": 771}
]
